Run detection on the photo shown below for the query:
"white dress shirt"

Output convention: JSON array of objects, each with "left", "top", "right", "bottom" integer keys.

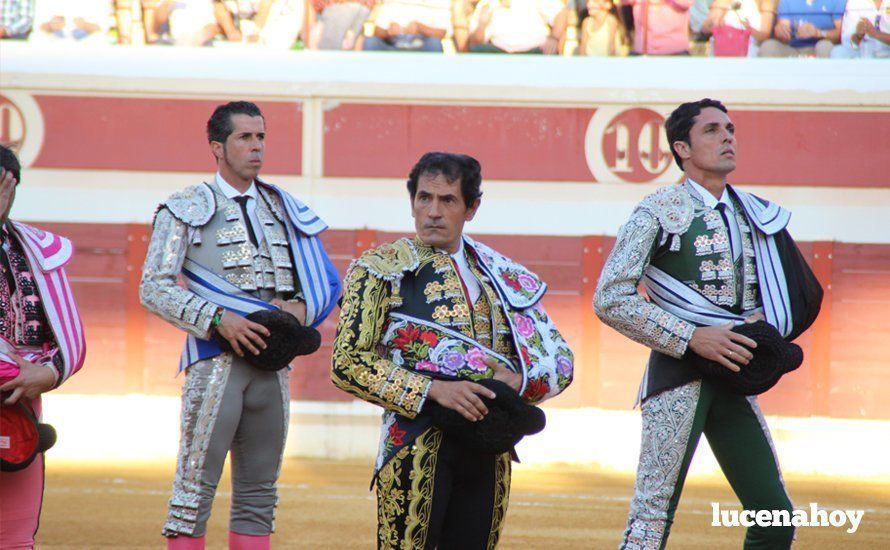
[
  {"left": 451, "top": 239, "right": 482, "bottom": 304},
  {"left": 687, "top": 178, "right": 742, "bottom": 261},
  {"left": 215, "top": 173, "right": 264, "bottom": 247}
]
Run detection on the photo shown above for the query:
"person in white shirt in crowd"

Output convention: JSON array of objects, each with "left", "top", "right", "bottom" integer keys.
[
  {"left": 467, "top": 0, "right": 568, "bottom": 54},
  {"left": 0, "top": 0, "right": 34, "bottom": 39},
  {"left": 157, "top": 0, "right": 220, "bottom": 45},
  {"left": 831, "top": 0, "right": 890, "bottom": 57},
  {"left": 362, "top": 0, "right": 452, "bottom": 51},
  {"left": 213, "top": 0, "right": 303, "bottom": 48}
]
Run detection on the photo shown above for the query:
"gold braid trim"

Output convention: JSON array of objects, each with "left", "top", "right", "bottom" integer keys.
[
  {"left": 356, "top": 238, "right": 419, "bottom": 281},
  {"left": 487, "top": 452, "right": 513, "bottom": 549},
  {"left": 404, "top": 429, "right": 444, "bottom": 549},
  {"left": 377, "top": 444, "right": 410, "bottom": 549}
]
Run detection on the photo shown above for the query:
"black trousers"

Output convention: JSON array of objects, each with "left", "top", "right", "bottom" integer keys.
[{"left": 376, "top": 429, "right": 511, "bottom": 549}]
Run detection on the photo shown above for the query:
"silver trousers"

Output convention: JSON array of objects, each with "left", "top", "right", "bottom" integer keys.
[{"left": 163, "top": 353, "right": 289, "bottom": 537}]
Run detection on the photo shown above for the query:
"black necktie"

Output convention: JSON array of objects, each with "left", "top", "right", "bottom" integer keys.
[
  {"left": 233, "top": 196, "right": 259, "bottom": 248},
  {"left": 715, "top": 203, "right": 736, "bottom": 260}
]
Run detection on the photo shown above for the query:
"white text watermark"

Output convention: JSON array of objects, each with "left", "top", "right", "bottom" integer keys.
[{"left": 711, "top": 502, "right": 864, "bottom": 533}]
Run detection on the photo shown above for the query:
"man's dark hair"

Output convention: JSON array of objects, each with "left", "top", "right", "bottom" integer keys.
[
  {"left": 665, "top": 99, "right": 728, "bottom": 170},
  {"left": 406, "top": 152, "right": 482, "bottom": 209},
  {"left": 206, "top": 101, "right": 264, "bottom": 144},
  {"left": 0, "top": 145, "right": 21, "bottom": 185}
]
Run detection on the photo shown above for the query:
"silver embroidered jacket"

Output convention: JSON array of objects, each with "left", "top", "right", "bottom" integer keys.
[
  {"left": 140, "top": 182, "right": 299, "bottom": 341},
  {"left": 593, "top": 185, "right": 700, "bottom": 359}
]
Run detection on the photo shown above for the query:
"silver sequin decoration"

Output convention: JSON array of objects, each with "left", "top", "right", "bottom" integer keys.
[
  {"left": 141, "top": 208, "right": 216, "bottom": 339},
  {"left": 163, "top": 354, "right": 232, "bottom": 536},
  {"left": 620, "top": 380, "right": 701, "bottom": 550}
]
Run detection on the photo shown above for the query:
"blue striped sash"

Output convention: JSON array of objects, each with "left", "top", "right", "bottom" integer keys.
[
  {"left": 642, "top": 265, "right": 762, "bottom": 327},
  {"left": 733, "top": 191, "right": 792, "bottom": 338},
  {"left": 262, "top": 183, "right": 339, "bottom": 328},
  {"left": 178, "top": 258, "right": 277, "bottom": 372}
]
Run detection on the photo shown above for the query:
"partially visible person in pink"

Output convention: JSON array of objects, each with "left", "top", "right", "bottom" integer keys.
[
  {"left": 627, "top": 0, "right": 695, "bottom": 54},
  {"left": 0, "top": 144, "right": 87, "bottom": 550}
]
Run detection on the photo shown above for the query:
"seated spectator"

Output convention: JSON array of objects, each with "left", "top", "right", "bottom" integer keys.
[
  {"left": 831, "top": 0, "right": 889, "bottom": 57},
  {"left": 308, "top": 0, "right": 376, "bottom": 50},
  {"left": 31, "top": 0, "right": 114, "bottom": 44},
  {"left": 759, "top": 0, "right": 844, "bottom": 56},
  {"left": 467, "top": 0, "right": 568, "bottom": 54},
  {"left": 213, "top": 0, "right": 303, "bottom": 48},
  {"left": 115, "top": 0, "right": 164, "bottom": 44},
  {"left": 362, "top": 0, "right": 452, "bottom": 52},
  {"left": 116, "top": 1, "right": 217, "bottom": 45},
  {"left": 1, "top": 0, "right": 34, "bottom": 39},
  {"left": 579, "top": 0, "right": 629, "bottom": 55},
  {"left": 626, "top": 0, "right": 695, "bottom": 55},
  {"left": 702, "top": 0, "right": 777, "bottom": 56},
  {"left": 688, "top": 0, "right": 716, "bottom": 54}
]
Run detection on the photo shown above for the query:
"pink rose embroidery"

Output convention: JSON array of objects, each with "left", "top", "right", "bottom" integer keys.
[
  {"left": 416, "top": 360, "right": 438, "bottom": 373},
  {"left": 517, "top": 274, "right": 539, "bottom": 291},
  {"left": 514, "top": 313, "right": 535, "bottom": 338},
  {"left": 465, "top": 348, "right": 488, "bottom": 372}
]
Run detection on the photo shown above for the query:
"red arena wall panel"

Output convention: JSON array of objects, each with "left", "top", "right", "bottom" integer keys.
[
  {"left": 323, "top": 103, "right": 890, "bottom": 187},
  {"left": 323, "top": 103, "right": 594, "bottom": 181},
  {"left": 28, "top": 96, "right": 302, "bottom": 174},
  {"left": 730, "top": 110, "right": 890, "bottom": 188}
]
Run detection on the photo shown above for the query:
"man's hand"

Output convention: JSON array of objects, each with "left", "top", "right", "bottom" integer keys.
[
  {"left": 0, "top": 168, "right": 17, "bottom": 221},
  {"left": 404, "top": 21, "right": 419, "bottom": 35},
  {"left": 796, "top": 21, "right": 819, "bottom": 39},
  {"left": 860, "top": 18, "right": 877, "bottom": 37},
  {"left": 0, "top": 353, "right": 56, "bottom": 405},
  {"left": 774, "top": 19, "right": 792, "bottom": 42},
  {"left": 387, "top": 22, "right": 403, "bottom": 37},
  {"left": 427, "top": 380, "right": 496, "bottom": 422},
  {"left": 215, "top": 310, "right": 270, "bottom": 357},
  {"left": 486, "top": 357, "right": 521, "bottom": 392},
  {"left": 271, "top": 298, "right": 307, "bottom": 325},
  {"left": 688, "top": 322, "right": 757, "bottom": 373},
  {"left": 226, "top": 27, "right": 243, "bottom": 41}
]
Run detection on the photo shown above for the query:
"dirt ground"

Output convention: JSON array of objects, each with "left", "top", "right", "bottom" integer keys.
[{"left": 36, "top": 458, "right": 889, "bottom": 549}]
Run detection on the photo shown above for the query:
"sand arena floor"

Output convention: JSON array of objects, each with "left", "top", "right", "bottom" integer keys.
[{"left": 35, "top": 458, "right": 889, "bottom": 549}]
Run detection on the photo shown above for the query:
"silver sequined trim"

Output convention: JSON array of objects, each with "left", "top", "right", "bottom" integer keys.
[
  {"left": 621, "top": 381, "right": 701, "bottom": 550},
  {"left": 163, "top": 354, "right": 232, "bottom": 536}
]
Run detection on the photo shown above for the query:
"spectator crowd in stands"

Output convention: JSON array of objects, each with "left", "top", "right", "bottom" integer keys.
[{"left": 1, "top": 0, "right": 887, "bottom": 57}]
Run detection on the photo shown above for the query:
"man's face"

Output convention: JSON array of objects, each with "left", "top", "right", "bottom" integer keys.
[
  {"left": 677, "top": 107, "right": 737, "bottom": 176},
  {"left": 412, "top": 173, "right": 479, "bottom": 253},
  {"left": 212, "top": 114, "right": 265, "bottom": 183}
]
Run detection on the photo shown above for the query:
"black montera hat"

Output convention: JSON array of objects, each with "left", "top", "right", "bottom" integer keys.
[
  {"left": 216, "top": 309, "right": 321, "bottom": 371},
  {"left": 425, "top": 378, "right": 546, "bottom": 454},
  {"left": 689, "top": 320, "right": 803, "bottom": 395}
]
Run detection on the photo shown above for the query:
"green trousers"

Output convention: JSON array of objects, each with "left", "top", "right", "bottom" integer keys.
[{"left": 620, "top": 379, "right": 794, "bottom": 549}]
